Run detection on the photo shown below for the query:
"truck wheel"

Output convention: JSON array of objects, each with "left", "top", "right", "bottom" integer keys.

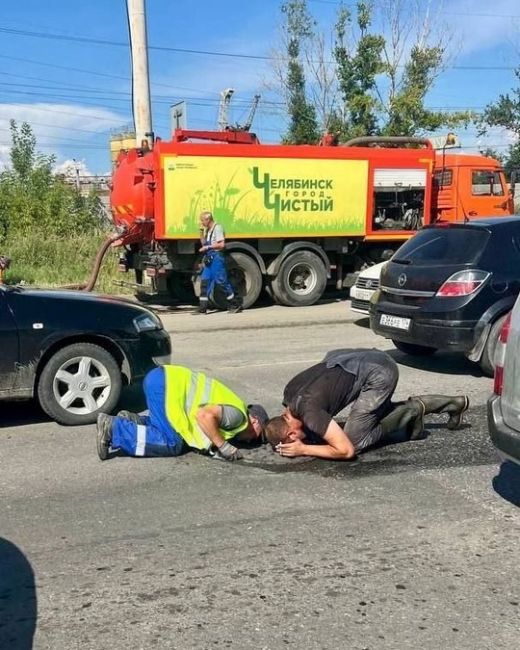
[
  {"left": 37, "top": 343, "right": 122, "bottom": 426},
  {"left": 392, "top": 340, "right": 437, "bottom": 356},
  {"left": 168, "top": 273, "right": 197, "bottom": 305},
  {"left": 212, "top": 252, "right": 262, "bottom": 310},
  {"left": 270, "top": 250, "right": 327, "bottom": 307},
  {"left": 479, "top": 313, "right": 509, "bottom": 377}
]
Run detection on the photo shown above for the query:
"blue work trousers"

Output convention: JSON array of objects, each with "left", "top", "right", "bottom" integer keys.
[
  {"left": 111, "top": 367, "right": 185, "bottom": 457},
  {"left": 201, "top": 252, "right": 234, "bottom": 299}
]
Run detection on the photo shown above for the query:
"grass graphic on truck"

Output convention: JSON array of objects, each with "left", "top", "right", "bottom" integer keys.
[{"left": 162, "top": 155, "right": 368, "bottom": 237}]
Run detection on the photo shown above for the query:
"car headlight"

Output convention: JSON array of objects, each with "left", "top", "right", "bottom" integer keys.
[{"left": 133, "top": 312, "right": 162, "bottom": 333}]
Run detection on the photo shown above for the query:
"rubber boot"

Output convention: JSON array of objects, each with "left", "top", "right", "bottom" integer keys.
[
  {"left": 410, "top": 395, "right": 469, "bottom": 430},
  {"left": 380, "top": 398, "right": 426, "bottom": 441}
]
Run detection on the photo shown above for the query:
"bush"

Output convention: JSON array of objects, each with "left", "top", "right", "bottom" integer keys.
[
  {"left": 2, "top": 231, "right": 130, "bottom": 294},
  {"left": 0, "top": 121, "right": 129, "bottom": 294}
]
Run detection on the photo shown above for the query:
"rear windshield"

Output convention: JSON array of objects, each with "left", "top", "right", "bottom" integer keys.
[{"left": 393, "top": 227, "right": 490, "bottom": 265}]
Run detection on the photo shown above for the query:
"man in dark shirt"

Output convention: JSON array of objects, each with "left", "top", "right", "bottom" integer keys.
[{"left": 265, "top": 349, "right": 469, "bottom": 460}]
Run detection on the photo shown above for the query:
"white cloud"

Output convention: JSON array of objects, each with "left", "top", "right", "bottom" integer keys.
[
  {"left": 54, "top": 158, "right": 94, "bottom": 178},
  {"left": 0, "top": 103, "right": 127, "bottom": 170}
]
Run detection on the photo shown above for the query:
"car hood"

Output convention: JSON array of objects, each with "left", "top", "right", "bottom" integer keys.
[
  {"left": 3, "top": 286, "right": 160, "bottom": 332},
  {"left": 7, "top": 286, "right": 149, "bottom": 311},
  {"left": 358, "top": 261, "right": 387, "bottom": 280}
]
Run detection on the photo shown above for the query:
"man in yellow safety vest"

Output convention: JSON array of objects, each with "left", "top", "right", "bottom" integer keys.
[{"left": 96, "top": 365, "right": 269, "bottom": 462}]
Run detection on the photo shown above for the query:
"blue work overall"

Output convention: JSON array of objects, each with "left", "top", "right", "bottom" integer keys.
[
  {"left": 200, "top": 234, "right": 235, "bottom": 301},
  {"left": 111, "top": 367, "right": 185, "bottom": 457}
]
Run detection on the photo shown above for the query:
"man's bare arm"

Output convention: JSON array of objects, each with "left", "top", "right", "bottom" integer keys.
[
  {"left": 195, "top": 405, "right": 226, "bottom": 448},
  {"left": 277, "top": 419, "right": 356, "bottom": 460}
]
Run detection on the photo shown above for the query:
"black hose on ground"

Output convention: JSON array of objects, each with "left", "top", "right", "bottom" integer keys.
[{"left": 61, "top": 231, "right": 123, "bottom": 292}]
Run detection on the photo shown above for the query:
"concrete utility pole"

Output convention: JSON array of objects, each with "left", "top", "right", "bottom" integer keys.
[{"left": 127, "top": 0, "right": 153, "bottom": 148}]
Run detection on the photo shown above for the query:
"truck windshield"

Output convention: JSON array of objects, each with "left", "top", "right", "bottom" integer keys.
[{"left": 393, "top": 228, "right": 490, "bottom": 265}]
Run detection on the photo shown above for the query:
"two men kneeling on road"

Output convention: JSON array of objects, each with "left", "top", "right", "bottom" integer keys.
[{"left": 96, "top": 349, "right": 469, "bottom": 462}]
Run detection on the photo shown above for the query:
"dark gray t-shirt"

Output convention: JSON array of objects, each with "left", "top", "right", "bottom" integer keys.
[
  {"left": 220, "top": 404, "right": 246, "bottom": 430},
  {"left": 283, "top": 362, "right": 355, "bottom": 439}
]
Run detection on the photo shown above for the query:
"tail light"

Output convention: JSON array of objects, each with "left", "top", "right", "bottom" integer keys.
[
  {"left": 436, "top": 270, "right": 490, "bottom": 297},
  {"left": 493, "top": 313, "right": 512, "bottom": 395}
]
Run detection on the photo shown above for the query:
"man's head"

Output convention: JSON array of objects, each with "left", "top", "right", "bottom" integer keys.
[
  {"left": 264, "top": 408, "right": 305, "bottom": 449},
  {"left": 199, "top": 211, "right": 214, "bottom": 229}
]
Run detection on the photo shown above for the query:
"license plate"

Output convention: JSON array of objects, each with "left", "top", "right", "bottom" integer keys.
[
  {"left": 380, "top": 314, "right": 411, "bottom": 330},
  {"left": 355, "top": 289, "right": 373, "bottom": 301}
]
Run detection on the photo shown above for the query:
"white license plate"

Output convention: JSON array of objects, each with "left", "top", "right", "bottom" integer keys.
[
  {"left": 380, "top": 314, "right": 411, "bottom": 330},
  {"left": 355, "top": 289, "right": 374, "bottom": 301}
]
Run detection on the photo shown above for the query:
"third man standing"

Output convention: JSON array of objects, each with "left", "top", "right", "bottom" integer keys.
[{"left": 197, "top": 211, "right": 242, "bottom": 314}]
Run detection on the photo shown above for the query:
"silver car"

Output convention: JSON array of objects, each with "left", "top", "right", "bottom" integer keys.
[{"left": 487, "top": 298, "right": 520, "bottom": 465}]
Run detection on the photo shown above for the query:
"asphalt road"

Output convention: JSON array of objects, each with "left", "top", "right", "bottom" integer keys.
[{"left": 1, "top": 299, "right": 519, "bottom": 650}]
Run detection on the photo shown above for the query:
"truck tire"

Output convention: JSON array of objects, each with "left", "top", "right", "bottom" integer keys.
[
  {"left": 270, "top": 250, "right": 327, "bottom": 307},
  {"left": 37, "top": 343, "right": 122, "bottom": 426},
  {"left": 392, "top": 340, "right": 437, "bottom": 356},
  {"left": 212, "top": 252, "right": 262, "bottom": 310},
  {"left": 168, "top": 273, "right": 197, "bottom": 305},
  {"left": 479, "top": 313, "right": 509, "bottom": 377}
]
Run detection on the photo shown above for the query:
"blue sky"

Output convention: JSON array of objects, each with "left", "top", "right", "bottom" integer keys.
[{"left": 0, "top": 0, "right": 519, "bottom": 174}]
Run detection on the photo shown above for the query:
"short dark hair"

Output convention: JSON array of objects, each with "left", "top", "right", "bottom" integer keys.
[{"left": 264, "top": 416, "right": 290, "bottom": 448}]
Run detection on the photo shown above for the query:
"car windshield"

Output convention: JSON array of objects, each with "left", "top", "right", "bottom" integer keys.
[{"left": 393, "top": 227, "right": 490, "bottom": 265}]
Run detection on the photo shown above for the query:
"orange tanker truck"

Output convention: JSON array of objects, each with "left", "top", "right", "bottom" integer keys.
[{"left": 110, "top": 129, "right": 514, "bottom": 308}]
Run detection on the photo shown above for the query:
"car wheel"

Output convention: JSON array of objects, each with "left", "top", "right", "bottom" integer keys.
[
  {"left": 270, "top": 251, "right": 327, "bottom": 307},
  {"left": 479, "top": 313, "right": 509, "bottom": 377},
  {"left": 392, "top": 340, "right": 437, "bottom": 356},
  {"left": 37, "top": 343, "right": 122, "bottom": 425}
]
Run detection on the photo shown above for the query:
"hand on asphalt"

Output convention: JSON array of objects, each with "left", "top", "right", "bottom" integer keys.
[{"left": 214, "top": 441, "right": 243, "bottom": 462}]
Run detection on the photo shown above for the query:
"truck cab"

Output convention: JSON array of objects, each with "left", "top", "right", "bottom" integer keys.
[{"left": 432, "top": 153, "right": 513, "bottom": 222}]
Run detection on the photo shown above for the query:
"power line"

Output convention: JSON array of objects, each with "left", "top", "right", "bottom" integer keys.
[
  {"left": 1, "top": 24, "right": 517, "bottom": 71},
  {"left": 308, "top": 0, "right": 520, "bottom": 17},
  {"left": 0, "top": 54, "right": 210, "bottom": 95},
  {"left": 0, "top": 26, "right": 271, "bottom": 60}
]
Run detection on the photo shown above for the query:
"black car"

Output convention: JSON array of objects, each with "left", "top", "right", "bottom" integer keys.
[
  {"left": 0, "top": 285, "right": 171, "bottom": 425},
  {"left": 370, "top": 217, "right": 520, "bottom": 375}
]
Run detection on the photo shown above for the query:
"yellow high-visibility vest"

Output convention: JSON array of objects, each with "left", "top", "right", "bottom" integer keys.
[{"left": 163, "top": 365, "right": 249, "bottom": 451}]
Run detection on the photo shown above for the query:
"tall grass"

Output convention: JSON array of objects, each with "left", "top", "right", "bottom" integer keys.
[{"left": 2, "top": 231, "right": 131, "bottom": 294}]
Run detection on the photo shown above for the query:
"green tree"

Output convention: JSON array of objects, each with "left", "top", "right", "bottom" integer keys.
[
  {"left": 0, "top": 120, "right": 104, "bottom": 243},
  {"left": 481, "top": 68, "right": 520, "bottom": 139},
  {"left": 281, "top": 0, "right": 320, "bottom": 144},
  {"left": 382, "top": 44, "right": 470, "bottom": 136},
  {"left": 271, "top": 0, "right": 469, "bottom": 141},
  {"left": 333, "top": 1, "right": 385, "bottom": 139}
]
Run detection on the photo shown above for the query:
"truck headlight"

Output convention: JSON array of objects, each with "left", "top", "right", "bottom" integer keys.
[{"left": 133, "top": 312, "right": 162, "bottom": 333}]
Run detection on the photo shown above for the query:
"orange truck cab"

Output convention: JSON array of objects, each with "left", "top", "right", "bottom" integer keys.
[{"left": 433, "top": 153, "right": 514, "bottom": 221}]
